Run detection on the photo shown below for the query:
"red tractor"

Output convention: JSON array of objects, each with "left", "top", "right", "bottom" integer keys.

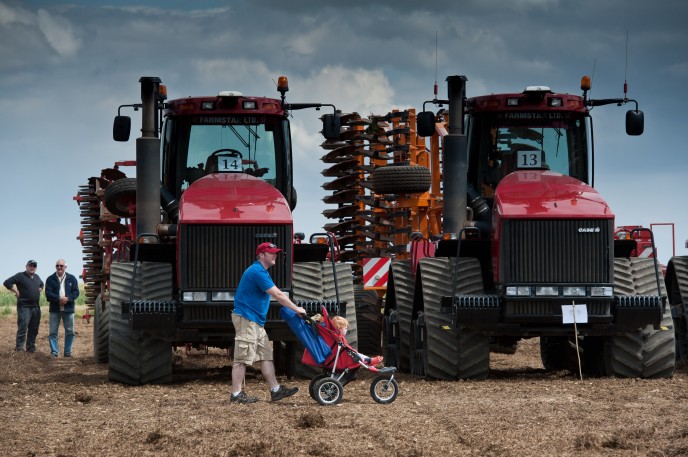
[
  {"left": 320, "top": 75, "right": 675, "bottom": 379},
  {"left": 74, "top": 76, "right": 356, "bottom": 384}
]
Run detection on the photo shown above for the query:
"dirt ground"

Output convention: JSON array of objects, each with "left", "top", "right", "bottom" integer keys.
[{"left": 2, "top": 313, "right": 688, "bottom": 457}]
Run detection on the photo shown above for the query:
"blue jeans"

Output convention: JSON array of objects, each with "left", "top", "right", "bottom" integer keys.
[
  {"left": 49, "top": 311, "right": 75, "bottom": 355},
  {"left": 16, "top": 306, "right": 41, "bottom": 352}
]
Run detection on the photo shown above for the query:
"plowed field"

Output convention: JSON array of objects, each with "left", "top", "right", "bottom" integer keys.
[{"left": 2, "top": 312, "right": 688, "bottom": 457}]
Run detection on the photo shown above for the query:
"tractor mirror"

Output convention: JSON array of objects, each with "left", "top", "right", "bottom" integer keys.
[
  {"left": 417, "top": 111, "right": 436, "bottom": 137},
  {"left": 322, "top": 113, "right": 341, "bottom": 141},
  {"left": 113, "top": 115, "right": 131, "bottom": 142},
  {"left": 625, "top": 110, "right": 644, "bottom": 136}
]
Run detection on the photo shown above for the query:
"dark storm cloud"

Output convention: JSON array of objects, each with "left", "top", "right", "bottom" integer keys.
[{"left": 0, "top": 0, "right": 686, "bottom": 281}]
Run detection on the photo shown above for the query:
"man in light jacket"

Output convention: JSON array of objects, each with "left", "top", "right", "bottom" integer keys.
[{"left": 45, "top": 259, "right": 80, "bottom": 358}]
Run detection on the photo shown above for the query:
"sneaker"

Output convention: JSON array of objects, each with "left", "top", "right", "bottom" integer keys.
[
  {"left": 50, "top": 352, "right": 58, "bottom": 358},
  {"left": 64, "top": 353, "right": 72, "bottom": 358},
  {"left": 370, "top": 355, "right": 384, "bottom": 367},
  {"left": 271, "top": 385, "right": 298, "bottom": 402},
  {"left": 230, "top": 391, "right": 259, "bottom": 404}
]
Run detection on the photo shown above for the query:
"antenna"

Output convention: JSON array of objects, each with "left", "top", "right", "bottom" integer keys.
[
  {"left": 624, "top": 28, "right": 629, "bottom": 100},
  {"left": 434, "top": 30, "right": 438, "bottom": 100},
  {"left": 589, "top": 58, "right": 596, "bottom": 100}
]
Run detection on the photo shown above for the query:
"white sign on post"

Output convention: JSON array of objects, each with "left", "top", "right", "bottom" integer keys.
[{"left": 561, "top": 304, "right": 588, "bottom": 324}]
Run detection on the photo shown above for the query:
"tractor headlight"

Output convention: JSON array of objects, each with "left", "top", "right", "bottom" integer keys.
[
  {"left": 591, "top": 286, "right": 613, "bottom": 297},
  {"left": 212, "top": 291, "right": 234, "bottom": 301},
  {"left": 506, "top": 286, "right": 532, "bottom": 296},
  {"left": 535, "top": 286, "right": 559, "bottom": 296},
  {"left": 563, "top": 286, "right": 586, "bottom": 297},
  {"left": 182, "top": 291, "right": 208, "bottom": 302}
]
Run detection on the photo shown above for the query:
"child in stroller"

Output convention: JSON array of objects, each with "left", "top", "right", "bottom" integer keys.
[
  {"left": 330, "top": 315, "right": 384, "bottom": 368},
  {"left": 303, "top": 307, "right": 399, "bottom": 405}
]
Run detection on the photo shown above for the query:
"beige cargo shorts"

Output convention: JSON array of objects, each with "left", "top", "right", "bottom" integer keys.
[{"left": 231, "top": 313, "right": 273, "bottom": 366}]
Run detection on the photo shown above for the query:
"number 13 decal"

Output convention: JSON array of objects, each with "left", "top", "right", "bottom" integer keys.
[{"left": 516, "top": 150, "right": 542, "bottom": 169}]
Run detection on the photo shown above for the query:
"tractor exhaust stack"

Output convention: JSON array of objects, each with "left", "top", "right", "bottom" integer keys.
[
  {"left": 136, "top": 76, "right": 162, "bottom": 242},
  {"left": 442, "top": 75, "right": 468, "bottom": 235}
]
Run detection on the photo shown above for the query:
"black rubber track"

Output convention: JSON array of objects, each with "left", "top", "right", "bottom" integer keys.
[
  {"left": 382, "top": 311, "right": 401, "bottom": 369},
  {"left": 418, "top": 257, "right": 489, "bottom": 380},
  {"left": 387, "top": 260, "right": 415, "bottom": 372},
  {"left": 354, "top": 286, "right": 383, "bottom": 357},
  {"left": 606, "top": 258, "right": 676, "bottom": 378},
  {"left": 665, "top": 256, "right": 688, "bottom": 362},
  {"left": 108, "top": 262, "right": 174, "bottom": 385},
  {"left": 93, "top": 294, "right": 109, "bottom": 363}
]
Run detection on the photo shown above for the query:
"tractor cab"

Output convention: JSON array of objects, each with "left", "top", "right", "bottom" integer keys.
[
  {"left": 160, "top": 93, "right": 296, "bottom": 210},
  {"left": 466, "top": 87, "right": 590, "bottom": 203}
]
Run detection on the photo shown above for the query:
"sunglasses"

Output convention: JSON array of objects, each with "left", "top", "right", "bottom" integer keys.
[
  {"left": 28, "top": 264, "right": 37, "bottom": 267},
  {"left": 56, "top": 265, "right": 65, "bottom": 268}
]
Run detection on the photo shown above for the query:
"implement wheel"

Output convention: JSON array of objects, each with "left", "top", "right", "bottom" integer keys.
[
  {"left": 372, "top": 163, "right": 431, "bottom": 194},
  {"left": 103, "top": 178, "right": 137, "bottom": 217}
]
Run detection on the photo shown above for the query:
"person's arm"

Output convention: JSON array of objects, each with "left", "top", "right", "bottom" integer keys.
[
  {"left": 3, "top": 275, "right": 18, "bottom": 296},
  {"left": 44, "top": 277, "right": 59, "bottom": 302},
  {"left": 266, "top": 285, "right": 306, "bottom": 315}
]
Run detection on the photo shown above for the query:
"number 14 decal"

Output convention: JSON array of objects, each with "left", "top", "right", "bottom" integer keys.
[{"left": 218, "top": 156, "right": 242, "bottom": 172}]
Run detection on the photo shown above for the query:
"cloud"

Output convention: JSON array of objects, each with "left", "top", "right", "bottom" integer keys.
[
  {"left": 0, "top": 2, "right": 81, "bottom": 64},
  {"left": 295, "top": 65, "right": 395, "bottom": 115},
  {"left": 193, "top": 58, "right": 274, "bottom": 90},
  {"left": 36, "top": 8, "right": 81, "bottom": 57},
  {"left": 665, "top": 61, "right": 688, "bottom": 78},
  {"left": 2, "top": 0, "right": 688, "bottom": 284},
  {"left": 0, "top": 1, "right": 34, "bottom": 26}
]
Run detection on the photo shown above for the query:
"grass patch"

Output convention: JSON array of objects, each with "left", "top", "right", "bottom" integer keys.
[{"left": 0, "top": 284, "right": 88, "bottom": 319}]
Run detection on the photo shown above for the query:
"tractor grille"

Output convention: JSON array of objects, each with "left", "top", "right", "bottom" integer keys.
[
  {"left": 179, "top": 224, "right": 291, "bottom": 290},
  {"left": 505, "top": 301, "right": 610, "bottom": 318},
  {"left": 182, "top": 303, "right": 232, "bottom": 323},
  {"left": 499, "top": 219, "right": 612, "bottom": 284}
]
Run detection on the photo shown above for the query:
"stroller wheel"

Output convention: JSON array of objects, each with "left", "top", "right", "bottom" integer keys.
[
  {"left": 370, "top": 376, "right": 399, "bottom": 404},
  {"left": 313, "top": 377, "right": 344, "bottom": 406},
  {"left": 309, "top": 374, "right": 329, "bottom": 400}
]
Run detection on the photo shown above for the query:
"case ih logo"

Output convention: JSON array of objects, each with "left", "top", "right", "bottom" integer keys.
[{"left": 578, "top": 227, "right": 601, "bottom": 233}]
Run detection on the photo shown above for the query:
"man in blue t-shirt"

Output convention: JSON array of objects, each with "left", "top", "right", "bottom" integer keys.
[{"left": 230, "top": 242, "right": 306, "bottom": 404}]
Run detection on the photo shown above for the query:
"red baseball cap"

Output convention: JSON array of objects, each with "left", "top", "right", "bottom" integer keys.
[{"left": 256, "top": 242, "right": 282, "bottom": 255}]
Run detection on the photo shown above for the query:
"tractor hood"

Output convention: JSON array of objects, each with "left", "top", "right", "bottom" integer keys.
[
  {"left": 178, "top": 173, "right": 292, "bottom": 224},
  {"left": 493, "top": 170, "right": 613, "bottom": 220}
]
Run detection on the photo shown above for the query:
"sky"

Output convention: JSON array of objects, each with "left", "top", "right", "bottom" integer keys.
[{"left": 1, "top": 0, "right": 687, "bottom": 284}]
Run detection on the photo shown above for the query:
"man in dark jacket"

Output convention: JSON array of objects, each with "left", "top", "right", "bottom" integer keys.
[
  {"left": 44, "top": 259, "right": 80, "bottom": 357},
  {"left": 3, "top": 260, "right": 44, "bottom": 352}
]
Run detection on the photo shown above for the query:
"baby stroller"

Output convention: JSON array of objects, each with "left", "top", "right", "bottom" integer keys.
[{"left": 301, "top": 306, "right": 399, "bottom": 406}]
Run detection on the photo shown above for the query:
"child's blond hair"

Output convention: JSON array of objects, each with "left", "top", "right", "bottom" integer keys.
[{"left": 331, "top": 315, "right": 349, "bottom": 331}]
